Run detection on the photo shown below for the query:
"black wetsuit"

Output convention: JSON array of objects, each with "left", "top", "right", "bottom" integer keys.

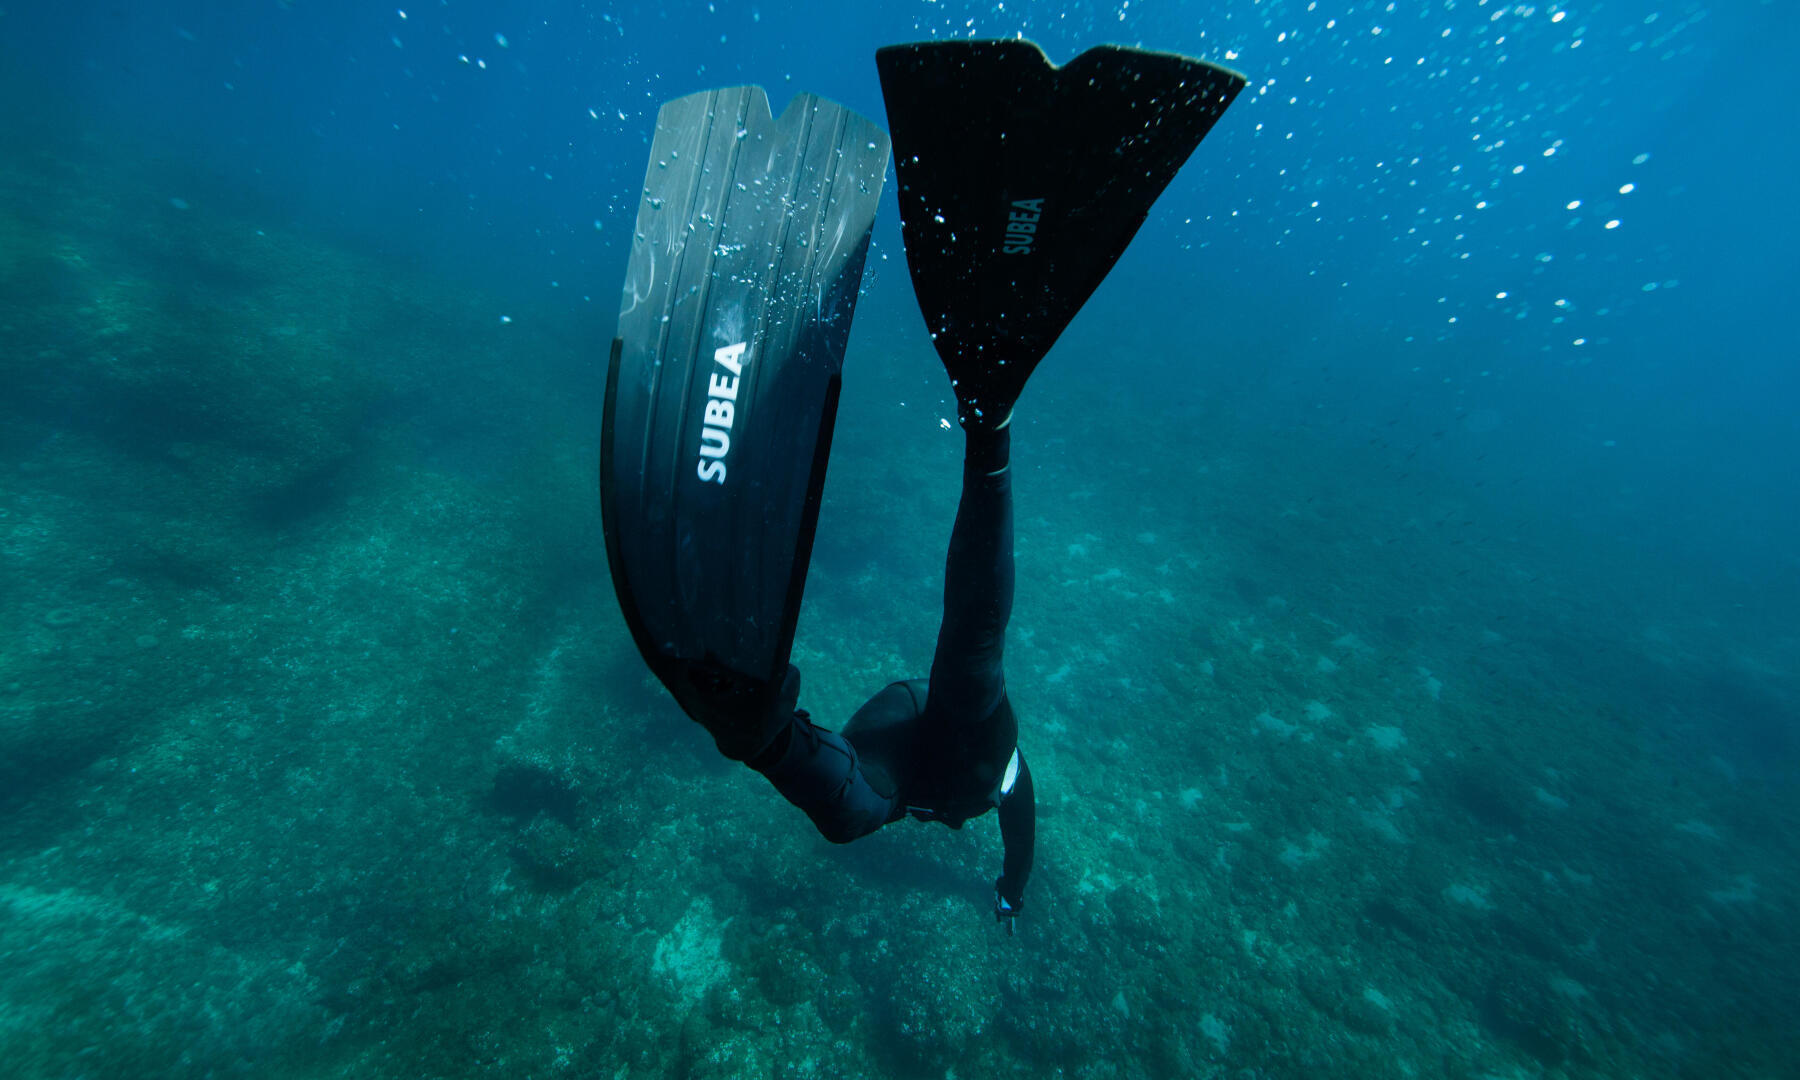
[{"left": 747, "top": 424, "right": 1036, "bottom": 911}]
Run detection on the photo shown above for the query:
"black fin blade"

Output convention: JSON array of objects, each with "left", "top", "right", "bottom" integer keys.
[
  {"left": 602, "top": 87, "right": 889, "bottom": 743},
  {"left": 877, "top": 41, "right": 1245, "bottom": 423}
]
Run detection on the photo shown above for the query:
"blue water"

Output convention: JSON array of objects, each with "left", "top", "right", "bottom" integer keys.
[
  {"left": 2, "top": 2, "right": 1795, "bottom": 1077},
  {"left": 23, "top": 1, "right": 1794, "bottom": 564}
]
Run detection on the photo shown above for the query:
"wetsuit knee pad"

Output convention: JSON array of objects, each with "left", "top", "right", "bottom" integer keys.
[{"left": 752, "top": 718, "right": 896, "bottom": 844}]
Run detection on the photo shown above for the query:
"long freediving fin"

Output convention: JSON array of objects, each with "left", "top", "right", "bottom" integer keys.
[
  {"left": 876, "top": 40, "right": 1246, "bottom": 425},
  {"left": 601, "top": 87, "right": 889, "bottom": 759}
]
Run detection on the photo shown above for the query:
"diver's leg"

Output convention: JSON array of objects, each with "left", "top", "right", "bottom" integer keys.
[
  {"left": 926, "top": 425, "right": 1014, "bottom": 716},
  {"left": 750, "top": 714, "right": 898, "bottom": 843},
  {"left": 746, "top": 666, "right": 898, "bottom": 843}
]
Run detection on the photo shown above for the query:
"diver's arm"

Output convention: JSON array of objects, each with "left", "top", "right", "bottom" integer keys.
[{"left": 995, "top": 751, "right": 1036, "bottom": 914}]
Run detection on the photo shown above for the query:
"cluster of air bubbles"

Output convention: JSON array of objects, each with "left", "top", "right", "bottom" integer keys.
[
  {"left": 379, "top": 0, "right": 1694, "bottom": 365},
  {"left": 1209, "top": 0, "right": 1695, "bottom": 357}
]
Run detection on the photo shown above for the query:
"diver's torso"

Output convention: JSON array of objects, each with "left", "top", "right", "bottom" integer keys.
[{"left": 844, "top": 677, "right": 1016, "bottom": 827}]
